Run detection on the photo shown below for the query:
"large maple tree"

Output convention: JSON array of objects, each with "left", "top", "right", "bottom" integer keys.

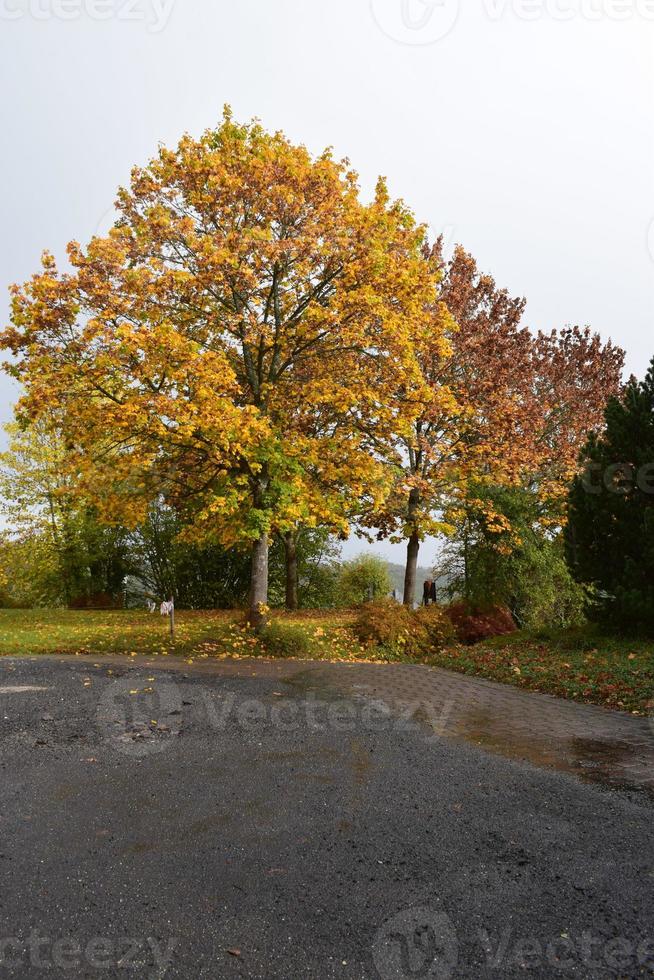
[{"left": 3, "top": 111, "right": 445, "bottom": 626}]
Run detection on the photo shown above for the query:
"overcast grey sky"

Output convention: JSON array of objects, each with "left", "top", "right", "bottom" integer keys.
[{"left": 1, "top": 0, "right": 652, "bottom": 562}]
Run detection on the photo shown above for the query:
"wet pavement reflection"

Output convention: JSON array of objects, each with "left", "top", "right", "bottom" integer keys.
[{"left": 30, "top": 653, "right": 654, "bottom": 799}]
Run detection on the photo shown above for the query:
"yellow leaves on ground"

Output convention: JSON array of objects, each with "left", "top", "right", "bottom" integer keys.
[{"left": 0, "top": 608, "right": 392, "bottom": 667}]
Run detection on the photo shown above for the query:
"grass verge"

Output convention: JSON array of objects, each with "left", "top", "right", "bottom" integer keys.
[{"left": 0, "top": 608, "right": 366, "bottom": 663}]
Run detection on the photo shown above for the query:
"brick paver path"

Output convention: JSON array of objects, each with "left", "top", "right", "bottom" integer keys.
[{"left": 306, "top": 661, "right": 654, "bottom": 796}]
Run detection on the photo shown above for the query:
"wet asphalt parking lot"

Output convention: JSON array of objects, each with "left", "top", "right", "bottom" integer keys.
[{"left": 1, "top": 655, "right": 653, "bottom": 978}]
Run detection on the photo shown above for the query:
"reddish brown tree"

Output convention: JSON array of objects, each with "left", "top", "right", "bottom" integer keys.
[{"left": 373, "top": 240, "right": 625, "bottom": 604}]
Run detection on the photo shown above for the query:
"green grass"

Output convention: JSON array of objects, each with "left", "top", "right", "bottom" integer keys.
[
  {"left": 0, "top": 608, "right": 363, "bottom": 663},
  {"left": 423, "top": 625, "right": 654, "bottom": 715},
  {"left": 0, "top": 608, "right": 238, "bottom": 659},
  {"left": 1, "top": 610, "right": 652, "bottom": 715}
]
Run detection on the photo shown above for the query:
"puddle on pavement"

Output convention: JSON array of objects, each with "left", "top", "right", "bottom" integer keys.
[
  {"left": 448, "top": 707, "right": 653, "bottom": 799},
  {"left": 280, "top": 667, "right": 344, "bottom": 702},
  {"left": 318, "top": 681, "right": 654, "bottom": 801},
  {"left": 69, "top": 656, "right": 650, "bottom": 801}
]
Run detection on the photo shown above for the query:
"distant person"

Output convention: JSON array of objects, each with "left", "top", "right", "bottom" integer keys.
[
  {"left": 423, "top": 580, "right": 432, "bottom": 606},
  {"left": 430, "top": 580, "right": 437, "bottom": 605}
]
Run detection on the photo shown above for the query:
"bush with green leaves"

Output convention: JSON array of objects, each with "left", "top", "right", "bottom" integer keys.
[
  {"left": 337, "top": 554, "right": 391, "bottom": 607},
  {"left": 260, "top": 622, "right": 314, "bottom": 659},
  {"left": 437, "top": 484, "right": 587, "bottom": 630}
]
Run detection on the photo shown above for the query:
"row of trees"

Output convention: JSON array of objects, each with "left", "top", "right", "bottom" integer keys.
[
  {"left": 430, "top": 357, "right": 654, "bottom": 635},
  {"left": 0, "top": 428, "right": 390, "bottom": 611},
  {"left": 1, "top": 111, "right": 624, "bottom": 626}
]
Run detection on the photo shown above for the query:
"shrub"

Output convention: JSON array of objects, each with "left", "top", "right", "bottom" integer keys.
[
  {"left": 414, "top": 604, "right": 457, "bottom": 647},
  {"left": 260, "top": 622, "right": 313, "bottom": 658},
  {"left": 354, "top": 599, "right": 415, "bottom": 649},
  {"left": 446, "top": 603, "right": 517, "bottom": 644},
  {"left": 354, "top": 600, "right": 453, "bottom": 658}
]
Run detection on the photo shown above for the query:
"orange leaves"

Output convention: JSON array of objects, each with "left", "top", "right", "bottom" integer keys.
[{"left": 2, "top": 110, "right": 448, "bottom": 556}]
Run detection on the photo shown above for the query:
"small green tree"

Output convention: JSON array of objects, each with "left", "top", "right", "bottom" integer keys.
[
  {"left": 566, "top": 358, "right": 654, "bottom": 632},
  {"left": 0, "top": 420, "right": 131, "bottom": 607},
  {"left": 0, "top": 532, "right": 62, "bottom": 607},
  {"left": 438, "top": 484, "right": 587, "bottom": 629},
  {"left": 127, "top": 500, "right": 251, "bottom": 609},
  {"left": 337, "top": 554, "right": 392, "bottom": 607}
]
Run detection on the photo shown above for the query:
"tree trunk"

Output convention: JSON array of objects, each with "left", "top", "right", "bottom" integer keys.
[
  {"left": 403, "top": 531, "right": 421, "bottom": 606},
  {"left": 402, "top": 487, "right": 422, "bottom": 606},
  {"left": 283, "top": 531, "right": 299, "bottom": 611},
  {"left": 248, "top": 533, "right": 269, "bottom": 631}
]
